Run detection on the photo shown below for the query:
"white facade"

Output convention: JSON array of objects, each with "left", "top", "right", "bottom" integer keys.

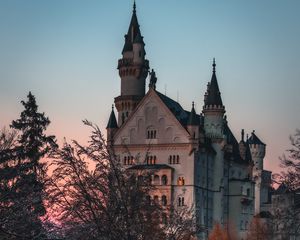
[{"left": 105, "top": 4, "right": 271, "bottom": 239}]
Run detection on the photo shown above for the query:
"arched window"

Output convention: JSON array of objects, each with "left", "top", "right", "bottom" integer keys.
[
  {"left": 176, "top": 155, "right": 180, "bottom": 164},
  {"left": 161, "top": 195, "right": 167, "bottom": 206},
  {"left": 154, "top": 195, "right": 159, "bottom": 204},
  {"left": 124, "top": 156, "right": 127, "bottom": 165},
  {"left": 161, "top": 175, "right": 168, "bottom": 185},
  {"left": 162, "top": 213, "right": 167, "bottom": 225},
  {"left": 153, "top": 156, "right": 156, "bottom": 164},
  {"left": 169, "top": 155, "right": 172, "bottom": 164},
  {"left": 173, "top": 155, "right": 176, "bottom": 164},
  {"left": 154, "top": 175, "right": 160, "bottom": 185},
  {"left": 138, "top": 175, "right": 143, "bottom": 185},
  {"left": 146, "top": 195, "right": 151, "bottom": 205}
]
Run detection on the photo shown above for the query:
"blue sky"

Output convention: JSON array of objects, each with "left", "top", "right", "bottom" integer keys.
[{"left": 0, "top": 0, "right": 300, "bottom": 173}]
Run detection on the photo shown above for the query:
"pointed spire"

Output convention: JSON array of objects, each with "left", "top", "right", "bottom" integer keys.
[
  {"left": 106, "top": 105, "right": 118, "bottom": 129},
  {"left": 187, "top": 101, "right": 199, "bottom": 126},
  {"left": 122, "top": 1, "right": 142, "bottom": 54},
  {"left": 204, "top": 58, "right": 223, "bottom": 106}
]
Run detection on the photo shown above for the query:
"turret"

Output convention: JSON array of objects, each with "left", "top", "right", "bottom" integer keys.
[
  {"left": 202, "top": 59, "right": 226, "bottom": 139},
  {"left": 248, "top": 130, "right": 266, "bottom": 171},
  {"left": 247, "top": 130, "right": 266, "bottom": 214},
  {"left": 115, "top": 2, "right": 149, "bottom": 126},
  {"left": 187, "top": 102, "right": 200, "bottom": 139},
  {"left": 106, "top": 105, "right": 118, "bottom": 144}
]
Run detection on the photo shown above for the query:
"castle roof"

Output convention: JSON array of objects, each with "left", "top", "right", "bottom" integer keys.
[
  {"left": 204, "top": 59, "right": 223, "bottom": 107},
  {"left": 106, "top": 106, "right": 118, "bottom": 129},
  {"left": 248, "top": 131, "right": 266, "bottom": 146}
]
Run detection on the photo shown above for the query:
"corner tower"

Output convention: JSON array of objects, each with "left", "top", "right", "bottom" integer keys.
[
  {"left": 114, "top": 2, "right": 149, "bottom": 126},
  {"left": 202, "top": 59, "right": 226, "bottom": 139}
]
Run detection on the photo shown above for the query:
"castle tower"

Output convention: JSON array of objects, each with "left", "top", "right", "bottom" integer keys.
[
  {"left": 114, "top": 2, "right": 149, "bottom": 126},
  {"left": 202, "top": 59, "right": 226, "bottom": 224},
  {"left": 248, "top": 130, "right": 266, "bottom": 214},
  {"left": 202, "top": 59, "right": 226, "bottom": 139}
]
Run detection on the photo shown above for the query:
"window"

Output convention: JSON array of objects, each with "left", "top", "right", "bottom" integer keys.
[
  {"left": 138, "top": 175, "right": 143, "bottom": 185},
  {"left": 146, "top": 129, "right": 157, "bottom": 139},
  {"left": 177, "top": 177, "right": 185, "bottom": 186},
  {"left": 162, "top": 213, "right": 167, "bottom": 225},
  {"left": 169, "top": 155, "right": 180, "bottom": 164},
  {"left": 123, "top": 156, "right": 134, "bottom": 165},
  {"left": 161, "top": 175, "right": 168, "bottom": 185},
  {"left": 146, "top": 155, "right": 156, "bottom": 165},
  {"left": 247, "top": 188, "right": 250, "bottom": 197},
  {"left": 154, "top": 175, "right": 160, "bottom": 185},
  {"left": 178, "top": 197, "right": 185, "bottom": 206},
  {"left": 154, "top": 195, "right": 159, "bottom": 204},
  {"left": 161, "top": 195, "right": 167, "bottom": 206}
]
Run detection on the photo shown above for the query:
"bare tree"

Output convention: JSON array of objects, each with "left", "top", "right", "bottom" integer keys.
[
  {"left": 246, "top": 217, "right": 272, "bottom": 240},
  {"left": 47, "top": 120, "right": 166, "bottom": 240},
  {"left": 272, "top": 130, "right": 300, "bottom": 239}
]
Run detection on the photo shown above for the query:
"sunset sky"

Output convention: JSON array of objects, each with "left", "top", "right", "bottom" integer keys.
[{"left": 0, "top": 0, "right": 300, "bottom": 174}]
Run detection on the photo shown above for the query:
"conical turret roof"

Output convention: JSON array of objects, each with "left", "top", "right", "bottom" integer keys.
[
  {"left": 187, "top": 102, "right": 199, "bottom": 126},
  {"left": 204, "top": 59, "right": 223, "bottom": 106},
  {"left": 106, "top": 106, "right": 118, "bottom": 129},
  {"left": 122, "top": 2, "right": 143, "bottom": 53}
]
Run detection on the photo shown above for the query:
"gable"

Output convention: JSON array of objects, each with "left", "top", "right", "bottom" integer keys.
[{"left": 113, "top": 90, "right": 190, "bottom": 145}]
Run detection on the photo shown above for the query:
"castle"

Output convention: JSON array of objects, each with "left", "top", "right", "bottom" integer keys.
[{"left": 106, "top": 3, "right": 271, "bottom": 239}]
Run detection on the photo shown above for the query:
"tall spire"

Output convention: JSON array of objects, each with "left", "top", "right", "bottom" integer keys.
[
  {"left": 122, "top": 1, "right": 142, "bottom": 53},
  {"left": 204, "top": 58, "right": 223, "bottom": 107}
]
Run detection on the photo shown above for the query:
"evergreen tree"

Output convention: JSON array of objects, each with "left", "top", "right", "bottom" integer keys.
[{"left": 0, "top": 92, "right": 56, "bottom": 239}]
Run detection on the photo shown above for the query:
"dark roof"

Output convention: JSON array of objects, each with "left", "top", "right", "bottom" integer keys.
[
  {"left": 122, "top": 4, "right": 142, "bottom": 53},
  {"left": 204, "top": 59, "right": 223, "bottom": 107},
  {"left": 273, "top": 183, "right": 290, "bottom": 195},
  {"left": 248, "top": 131, "right": 266, "bottom": 146},
  {"left": 106, "top": 107, "right": 118, "bottom": 129},
  {"left": 187, "top": 103, "right": 199, "bottom": 126},
  {"left": 224, "top": 124, "right": 252, "bottom": 164},
  {"left": 128, "top": 164, "right": 173, "bottom": 170},
  {"left": 155, "top": 91, "right": 189, "bottom": 126}
]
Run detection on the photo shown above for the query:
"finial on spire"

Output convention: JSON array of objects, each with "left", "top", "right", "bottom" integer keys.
[
  {"left": 133, "top": 0, "right": 136, "bottom": 13},
  {"left": 212, "top": 58, "right": 216, "bottom": 73},
  {"left": 112, "top": 104, "right": 114, "bottom": 110},
  {"left": 192, "top": 101, "right": 195, "bottom": 109}
]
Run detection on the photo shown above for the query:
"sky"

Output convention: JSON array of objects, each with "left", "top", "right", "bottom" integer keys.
[{"left": 0, "top": 0, "right": 300, "bottom": 174}]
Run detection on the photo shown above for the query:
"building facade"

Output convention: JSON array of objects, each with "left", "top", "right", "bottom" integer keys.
[{"left": 106, "top": 3, "right": 271, "bottom": 239}]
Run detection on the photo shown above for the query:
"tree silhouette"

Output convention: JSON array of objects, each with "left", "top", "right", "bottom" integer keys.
[{"left": 0, "top": 92, "right": 56, "bottom": 239}]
